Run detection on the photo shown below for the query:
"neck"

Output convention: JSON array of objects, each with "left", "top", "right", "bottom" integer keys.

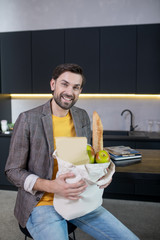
[{"left": 51, "top": 98, "right": 69, "bottom": 117}]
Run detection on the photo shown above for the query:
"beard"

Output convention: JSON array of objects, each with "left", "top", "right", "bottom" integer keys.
[{"left": 53, "top": 92, "right": 78, "bottom": 110}]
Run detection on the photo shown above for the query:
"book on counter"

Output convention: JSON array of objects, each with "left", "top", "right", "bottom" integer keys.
[{"left": 104, "top": 146, "right": 142, "bottom": 161}]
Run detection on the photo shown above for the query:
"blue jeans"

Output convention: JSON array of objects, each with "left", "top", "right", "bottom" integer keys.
[{"left": 26, "top": 205, "right": 139, "bottom": 240}]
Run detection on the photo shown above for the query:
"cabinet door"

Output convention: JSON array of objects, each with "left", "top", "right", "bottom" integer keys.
[
  {"left": 65, "top": 28, "right": 99, "bottom": 93},
  {"left": 0, "top": 34, "right": 1, "bottom": 93},
  {"left": 0, "top": 137, "right": 12, "bottom": 186},
  {"left": 0, "top": 95, "right": 11, "bottom": 123},
  {"left": 137, "top": 24, "right": 160, "bottom": 93},
  {"left": 100, "top": 26, "right": 136, "bottom": 93},
  {"left": 32, "top": 30, "right": 64, "bottom": 93},
  {"left": 1, "top": 32, "right": 32, "bottom": 93},
  {"left": 135, "top": 141, "right": 160, "bottom": 149}
]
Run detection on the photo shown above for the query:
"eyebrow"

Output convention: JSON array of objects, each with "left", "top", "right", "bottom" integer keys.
[{"left": 61, "top": 79, "right": 81, "bottom": 87}]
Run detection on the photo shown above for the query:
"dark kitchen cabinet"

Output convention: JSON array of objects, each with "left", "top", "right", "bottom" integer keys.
[
  {"left": 1, "top": 32, "right": 32, "bottom": 93},
  {"left": 65, "top": 28, "right": 99, "bottom": 93},
  {"left": 137, "top": 24, "right": 160, "bottom": 93},
  {"left": 100, "top": 26, "right": 137, "bottom": 93},
  {"left": 0, "top": 136, "right": 13, "bottom": 188},
  {"left": 0, "top": 24, "right": 160, "bottom": 94},
  {"left": 103, "top": 139, "right": 160, "bottom": 150},
  {"left": 0, "top": 95, "right": 11, "bottom": 124},
  {"left": 0, "top": 34, "right": 1, "bottom": 93},
  {"left": 32, "top": 30, "right": 65, "bottom": 93},
  {"left": 104, "top": 172, "right": 160, "bottom": 202},
  {"left": 135, "top": 141, "right": 160, "bottom": 150}
]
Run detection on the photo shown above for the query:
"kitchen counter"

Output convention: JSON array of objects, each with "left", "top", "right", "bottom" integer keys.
[
  {"left": 0, "top": 132, "right": 12, "bottom": 137},
  {"left": 116, "top": 149, "right": 160, "bottom": 174},
  {"left": 1, "top": 130, "right": 160, "bottom": 140},
  {"left": 103, "top": 130, "right": 160, "bottom": 141},
  {"left": 103, "top": 149, "right": 160, "bottom": 202},
  {"left": 103, "top": 130, "right": 160, "bottom": 150}
]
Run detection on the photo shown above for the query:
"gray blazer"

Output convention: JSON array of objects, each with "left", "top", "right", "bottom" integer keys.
[{"left": 5, "top": 99, "right": 91, "bottom": 227}]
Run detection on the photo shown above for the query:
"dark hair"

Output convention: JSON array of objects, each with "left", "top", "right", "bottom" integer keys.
[{"left": 52, "top": 63, "right": 86, "bottom": 88}]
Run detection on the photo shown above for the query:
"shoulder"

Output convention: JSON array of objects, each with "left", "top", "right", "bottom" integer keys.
[
  {"left": 71, "top": 106, "right": 90, "bottom": 125},
  {"left": 16, "top": 99, "right": 51, "bottom": 122},
  {"left": 71, "top": 106, "right": 89, "bottom": 117}
]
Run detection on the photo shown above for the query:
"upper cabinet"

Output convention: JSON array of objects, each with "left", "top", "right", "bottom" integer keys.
[
  {"left": 137, "top": 24, "right": 160, "bottom": 94},
  {"left": 0, "top": 34, "right": 1, "bottom": 93},
  {"left": 0, "top": 24, "right": 159, "bottom": 94},
  {"left": 65, "top": 28, "right": 99, "bottom": 93},
  {"left": 32, "top": 30, "right": 65, "bottom": 93},
  {"left": 100, "top": 26, "right": 137, "bottom": 93},
  {"left": 1, "top": 32, "right": 32, "bottom": 93}
]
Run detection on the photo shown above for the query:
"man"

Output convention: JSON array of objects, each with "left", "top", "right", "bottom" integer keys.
[{"left": 5, "top": 63, "right": 139, "bottom": 240}]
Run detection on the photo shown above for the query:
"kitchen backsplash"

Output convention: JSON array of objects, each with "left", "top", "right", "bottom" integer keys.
[{"left": 11, "top": 97, "right": 160, "bottom": 132}]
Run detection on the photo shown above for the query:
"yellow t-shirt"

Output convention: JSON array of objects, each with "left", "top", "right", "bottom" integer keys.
[{"left": 37, "top": 111, "right": 76, "bottom": 206}]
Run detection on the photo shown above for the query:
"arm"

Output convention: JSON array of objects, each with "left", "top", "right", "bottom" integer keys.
[
  {"left": 5, "top": 112, "right": 88, "bottom": 199},
  {"left": 5, "top": 113, "right": 32, "bottom": 189},
  {"left": 33, "top": 173, "right": 87, "bottom": 200}
]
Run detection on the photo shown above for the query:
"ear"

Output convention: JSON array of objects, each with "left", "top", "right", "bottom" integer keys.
[{"left": 50, "top": 78, "right": 56, "bottom": 91}]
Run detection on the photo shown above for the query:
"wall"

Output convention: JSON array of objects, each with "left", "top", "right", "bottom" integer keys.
[
  {"left": 11, "top": 97, "right": 160, "bottom": 132},
  {"left": 1, "top": 0, "right": 160, "bottom": 131},
  {"left": 0, "top": 0, "right": 160, "bottom": 32}
]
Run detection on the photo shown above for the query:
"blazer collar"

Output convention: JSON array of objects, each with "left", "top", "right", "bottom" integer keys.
[
  {"left": 70, "top": 106, "right": 83, "bottom": 137},
  {"left": 41, "top": 99, "right": 54, "bottom": 156},
  {"left": 41, "top": 100, "right": 84, "bottom": 155}
]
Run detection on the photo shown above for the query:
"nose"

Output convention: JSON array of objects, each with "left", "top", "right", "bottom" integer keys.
[{"left": 65, "top": 86, "right": 74, "bottom": 96}]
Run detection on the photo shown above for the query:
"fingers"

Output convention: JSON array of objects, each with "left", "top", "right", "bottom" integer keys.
[
  {"left": 63, "top": 185, "right": 86, "bottom": 200},
  {"left": 56, "top": 173, "right": 87, "bottom": 199},
  {"left": 109, "top": 161, "right": 115, "bottom": 171},
  {"left": 63, "top": 182, "right": 87, "bottom": 199},
  {"left": 99, "top": 178, "right": 112, "bottom": 189},
  {"left": 65, "top": 187, "right": 85, "bottom": 200},
  {"left": 59, "top": 173, "right": 87, "bottom": 189},
  {"left": 59, "top": 172, "right": 75, "bottom": 180}
]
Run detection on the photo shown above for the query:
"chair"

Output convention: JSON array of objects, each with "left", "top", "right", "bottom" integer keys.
[{"left": 19, "top": 221, "right": 77, "bottom": 240}]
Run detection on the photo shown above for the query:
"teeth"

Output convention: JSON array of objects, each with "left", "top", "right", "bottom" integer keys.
[{"left": 63, "top": 96, "right": 72, "bottom": 101}]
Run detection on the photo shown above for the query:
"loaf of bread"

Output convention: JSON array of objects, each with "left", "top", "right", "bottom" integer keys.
[{"left": 92, "top": 111, "right": 103, "bottom": 154}]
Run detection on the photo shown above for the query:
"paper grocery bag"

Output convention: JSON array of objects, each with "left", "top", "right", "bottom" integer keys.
[{"left": 53, "top": 149, "right": 115, "bottom": 220}]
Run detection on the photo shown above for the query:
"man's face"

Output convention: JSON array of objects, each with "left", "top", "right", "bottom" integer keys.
[{"left": 50, "top": 71, "right": 83, "bottom": 110}]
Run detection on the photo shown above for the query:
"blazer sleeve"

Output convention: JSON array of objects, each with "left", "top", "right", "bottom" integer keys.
[{"left": 5, "top": 112, "right": 35, "bottom": 189}]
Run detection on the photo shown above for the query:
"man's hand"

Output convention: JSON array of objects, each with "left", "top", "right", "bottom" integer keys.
[
  {"left": 52, "top": 173, "right": 87, "bottom": 200},
  {"left": 98, "top": 161, "right": 115, "bottom": 189},
  {"left": 33, "top": 173, "right": 87, "bottom": 200},
  {"left": 99, "top": 178, "right": 112, "bottom": 189}
]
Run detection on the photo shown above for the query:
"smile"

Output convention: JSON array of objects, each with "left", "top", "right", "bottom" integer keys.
[{"left": 62, "top": 95, "right": 73, "bottom": 102}]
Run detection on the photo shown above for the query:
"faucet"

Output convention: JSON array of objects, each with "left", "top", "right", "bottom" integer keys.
[{"left": 121, "top": 109, "right": 138, "bottom": 131}]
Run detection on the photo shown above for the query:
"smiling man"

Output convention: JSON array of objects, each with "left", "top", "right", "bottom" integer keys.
[
  {"left": 5, "top": 63, "right": 139, "bottom": 240},
  {"left": 50, "top": 70, "right": 83, "bottom": 114}
]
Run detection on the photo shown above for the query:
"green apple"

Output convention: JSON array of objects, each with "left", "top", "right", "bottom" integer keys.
[
  {"left": 87, "top": 144, "right": 95, "bottom": 164},
  {"left": 95, "top": 150, "right": 110, "bottom": 163}
]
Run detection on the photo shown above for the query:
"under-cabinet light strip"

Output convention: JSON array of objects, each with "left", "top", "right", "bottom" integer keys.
[{"left": 10, "top": 94, "right": 160, "bottom": 99}]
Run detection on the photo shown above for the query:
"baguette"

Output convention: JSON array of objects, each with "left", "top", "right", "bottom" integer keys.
[{"left": 92, "top": 111, "right": 103, "bottom": 154}]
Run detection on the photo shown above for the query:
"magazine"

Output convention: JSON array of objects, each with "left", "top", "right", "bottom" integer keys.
[{"left": 104, "top": 146, "right": 142, "bottom": 161}]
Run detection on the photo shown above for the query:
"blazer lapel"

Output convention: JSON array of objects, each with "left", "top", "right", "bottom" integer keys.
[
  {"left": 70, "top": 107, "right": 83, "bottom": 137},
  {"left": 41, "top": 100, "right": 54, "bottom": 156}
]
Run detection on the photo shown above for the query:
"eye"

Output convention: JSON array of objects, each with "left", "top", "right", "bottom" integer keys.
[
  {"left": 61, "top": 82, "right": 68, "bottom": 87},
  {"left": 73, "top": 86, "right": 81, "bottom": 91}
]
